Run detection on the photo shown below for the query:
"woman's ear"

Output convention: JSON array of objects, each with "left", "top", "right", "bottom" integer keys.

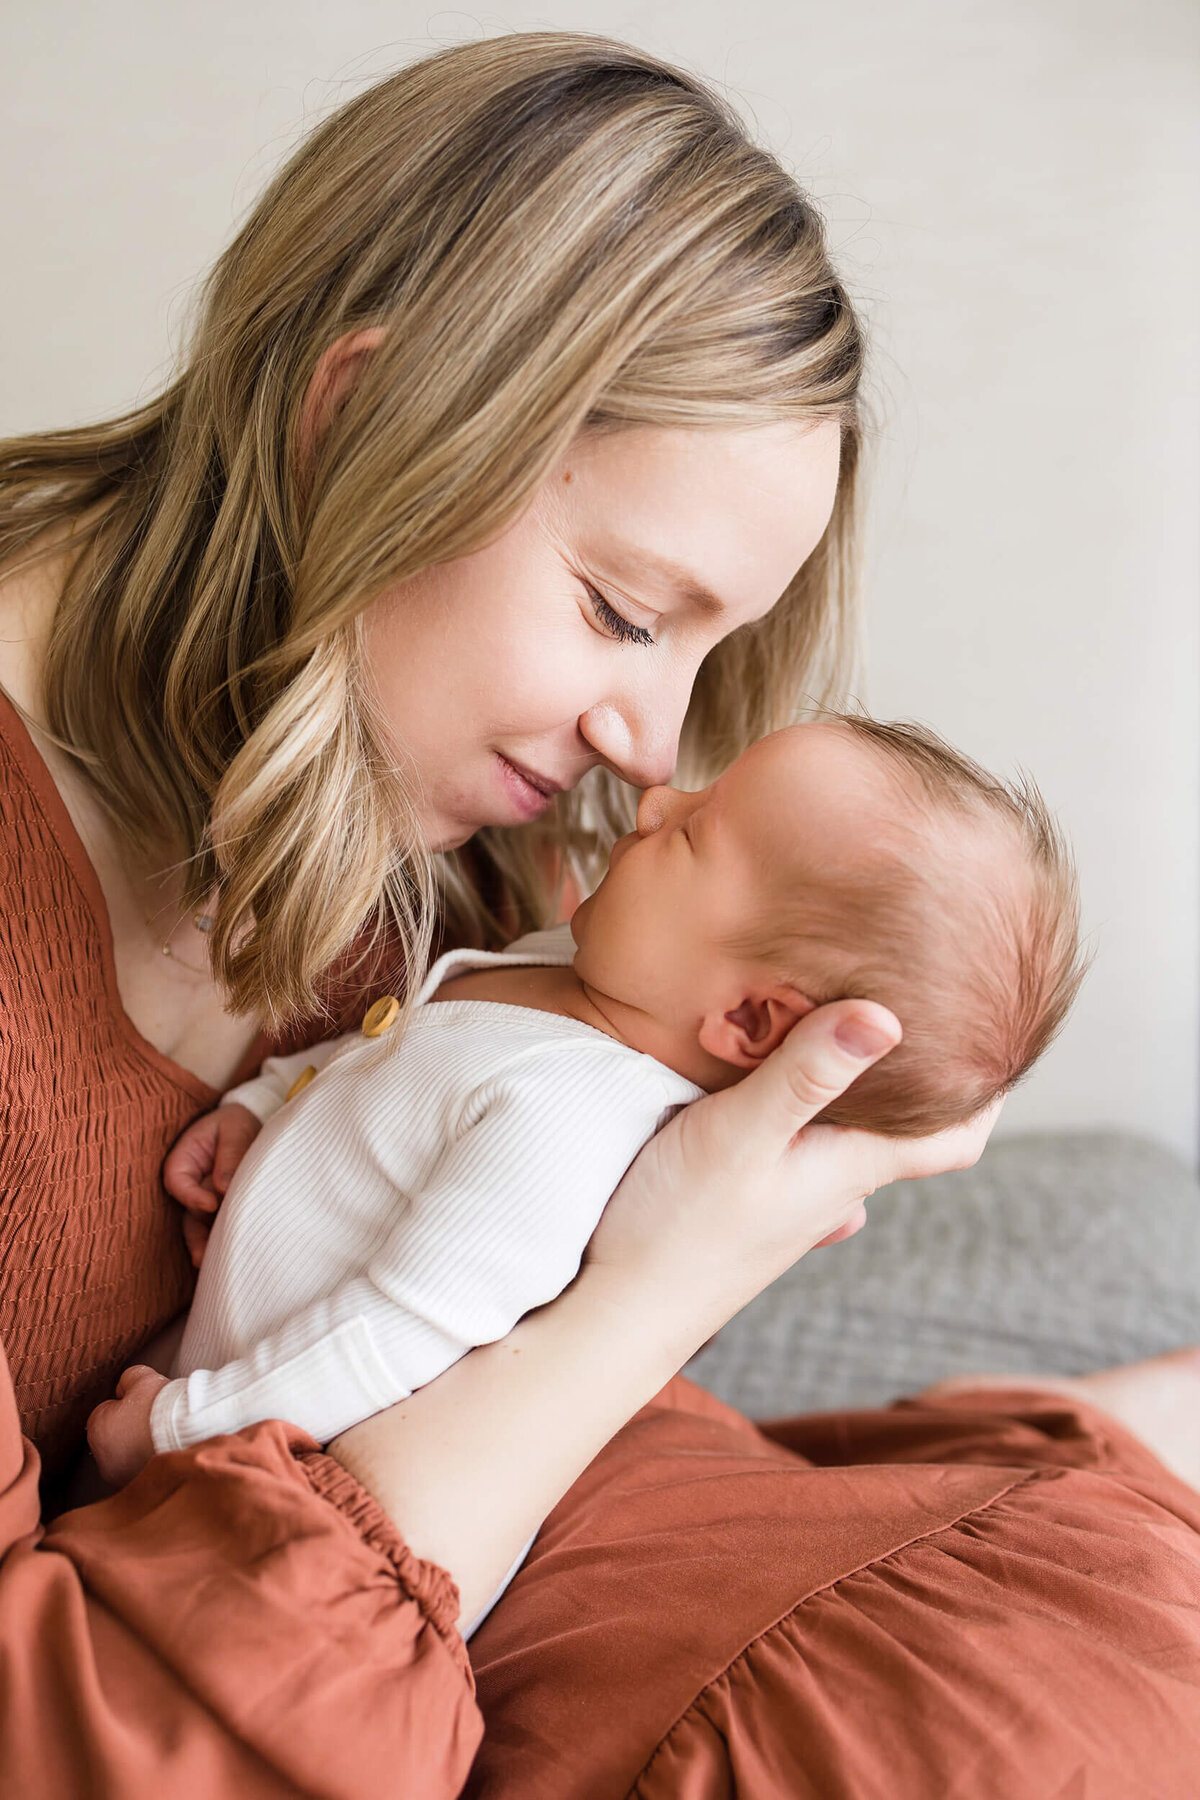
[
  {"left": 697, "top": 985, "right": 817, "bottom": 1070},
  {"left": 298, "top": 326, "right": 388, "bottom": 465}
]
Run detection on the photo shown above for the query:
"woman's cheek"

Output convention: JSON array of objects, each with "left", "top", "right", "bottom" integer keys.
[{"left": 521, "top": 631, "right": 598, "bottom": 721}]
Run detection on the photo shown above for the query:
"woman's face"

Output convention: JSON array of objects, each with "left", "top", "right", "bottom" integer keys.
[{"left": 360, "top": 421, "right": 842, "bottom": 850}]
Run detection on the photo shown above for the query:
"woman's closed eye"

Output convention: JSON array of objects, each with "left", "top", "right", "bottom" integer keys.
[{"left": 583, "top": 581, "right": 656, "bottom": 648}]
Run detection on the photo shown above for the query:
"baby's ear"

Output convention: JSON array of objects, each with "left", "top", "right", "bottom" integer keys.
[{"left": 698, "top": 985, "right": 817, "bottom": 1070}]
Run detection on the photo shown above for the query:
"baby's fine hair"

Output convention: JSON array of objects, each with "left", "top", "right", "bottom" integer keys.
[{"left": 730, "top": 714, "right": 1087, "bottom": 1136}]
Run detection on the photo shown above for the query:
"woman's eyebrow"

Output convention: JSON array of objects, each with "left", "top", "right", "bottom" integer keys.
[{"left": 604, "top": 543, "right": 726, "bottom": 620}]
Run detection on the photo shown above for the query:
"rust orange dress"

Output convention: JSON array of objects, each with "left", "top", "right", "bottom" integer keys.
[{"left": 3, "top": 687, "right": 1200, "bottom": 1798}]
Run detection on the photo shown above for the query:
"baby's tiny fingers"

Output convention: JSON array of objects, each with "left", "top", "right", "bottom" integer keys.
[
  {"left": 213, "top": 1139, "right": 246, "bottom": 1192},
  {"left": 183, "top": 1212, "right": 212, "bottom": 1268},
  {"left": 115, "top": 1365, "right": 156, "bottom": 1399},
  {"left": 164, "top": 1167, "right": 218, "bottom": 1211},
  {"left": 86, "top": 1402, "right": 117, "bottom": 1465}
]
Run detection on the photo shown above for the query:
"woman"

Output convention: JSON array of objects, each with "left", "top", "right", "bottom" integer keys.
[{"left": 1, "top": 33, "right": 1198, "bottom": 1798}]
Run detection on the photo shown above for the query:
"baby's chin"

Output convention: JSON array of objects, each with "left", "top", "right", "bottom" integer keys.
[
  {"left": 567, "top": 890, "right": 594, "bottom": 947},
  {"left": 565, "top": 895, "right": 613, "bottom": 987},
  {"left": 567, "top": 882, "right": 624, "bottom": 962}
]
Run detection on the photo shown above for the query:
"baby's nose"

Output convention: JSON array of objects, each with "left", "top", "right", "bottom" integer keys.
[{"left": 635, "top": 785, "right": 676, "bottom": 836}]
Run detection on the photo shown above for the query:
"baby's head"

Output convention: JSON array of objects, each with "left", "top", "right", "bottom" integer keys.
[{"left": 570, "top": 717, "right": 1085, "bottom": 1133}]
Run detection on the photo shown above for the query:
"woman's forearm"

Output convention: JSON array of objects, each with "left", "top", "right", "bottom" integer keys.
[{"left": 328, "top": 1266, "right": 701, "bottom": 1630}]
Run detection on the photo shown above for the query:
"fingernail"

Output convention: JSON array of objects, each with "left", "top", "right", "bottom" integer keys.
[{"left": 835, "top": 1015, "right": 898, "bottom": 1060}]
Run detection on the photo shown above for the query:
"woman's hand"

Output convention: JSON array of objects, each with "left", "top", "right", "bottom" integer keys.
[
  {"left": 163, "top": 1103, "right": 262, "bottom": 1267},
  {"left": 586, "top": 997, "right": 997, "bottom": 1345}
]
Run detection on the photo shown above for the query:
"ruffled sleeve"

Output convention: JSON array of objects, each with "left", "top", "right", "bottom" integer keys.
[{"left": 0, "top": 1339, "right": 482, "bottom": 1800}]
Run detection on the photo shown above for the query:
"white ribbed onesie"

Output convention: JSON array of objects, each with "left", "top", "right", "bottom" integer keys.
[{"left": 150, "top": 924, "right": 702, "bottom": 1458}]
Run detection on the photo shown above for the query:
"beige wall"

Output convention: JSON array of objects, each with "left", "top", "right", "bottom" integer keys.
[{"left": 4, "top": 2, "right": 1197, "bottom": 1161}]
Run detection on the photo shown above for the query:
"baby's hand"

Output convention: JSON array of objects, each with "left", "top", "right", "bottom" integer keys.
[
  {"left": 87, "top": 1366, "right": 169, "bottom": 1488},
  {"left": 163, "top": 1102, "right": 262, "bottom": 1267}
]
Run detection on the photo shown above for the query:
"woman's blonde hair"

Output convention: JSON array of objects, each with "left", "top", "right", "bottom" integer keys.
[{"left": 0, "top": 31, "right": 865, "bottom": 1029}]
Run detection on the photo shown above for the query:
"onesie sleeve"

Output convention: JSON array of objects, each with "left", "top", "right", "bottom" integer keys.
[
  {"left": 221, "top": 1031, "right": 357, "bottom": 1124},
  {"left": 151, "top": 1045, "right": 681, "bottom": 1451}
]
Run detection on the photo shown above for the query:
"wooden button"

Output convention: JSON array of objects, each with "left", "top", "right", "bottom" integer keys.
[
  {"left": 361, "top": 995, "right": 401, "bottom": 1038},
  {"left": 285, "top": 1065, "right": 317, "bottom": 1101}
]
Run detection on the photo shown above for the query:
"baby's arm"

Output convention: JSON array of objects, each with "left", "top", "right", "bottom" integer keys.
[
  {"left": 164, "top": 1034, "right": 355, "bottom": 1265},
  {"left": 148, "top": 1047, "right": 672, "bottom": 1455},
  {"left": 222, "top": 1031, "right": 357, "bottom": 1124}
]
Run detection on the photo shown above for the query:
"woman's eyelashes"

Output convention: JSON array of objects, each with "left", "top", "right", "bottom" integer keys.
[{"left": 583, "top": 581, "right": 656, "bottom": 648}]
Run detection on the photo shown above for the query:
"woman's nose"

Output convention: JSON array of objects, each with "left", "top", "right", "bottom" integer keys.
[{"left": 577, "top": 685, "right": 688, "bottom": 792}]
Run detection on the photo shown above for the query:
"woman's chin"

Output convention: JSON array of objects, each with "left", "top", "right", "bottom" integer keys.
[{"left": 421, "top": 819, "right": 478, "bottom": 853}]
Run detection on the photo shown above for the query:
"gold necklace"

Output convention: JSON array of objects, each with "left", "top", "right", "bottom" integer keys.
[{"left": 144, "top": 902, "right": 217, "bottom": 976}]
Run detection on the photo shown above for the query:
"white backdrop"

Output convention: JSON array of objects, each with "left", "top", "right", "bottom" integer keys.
[{"left": 4, "top": 1, "right": 1197, "bottom": 1162}]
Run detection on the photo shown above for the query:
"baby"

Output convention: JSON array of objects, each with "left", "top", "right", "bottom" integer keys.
[{"left": 89, "top": 714, "right": 1083, "bottom": 1492}]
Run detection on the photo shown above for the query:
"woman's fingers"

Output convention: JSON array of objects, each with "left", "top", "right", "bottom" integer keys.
[
  {"left": 793, "top": 1093, "right": 1005, "bottom": 1229},
  {"left": 918, "top": 1095, "right": 1005, "bottom": 1174},
  {"left": 866, "top": 1093, "right": 1004, "bottom": 1189},
  {"left": 744, "top": 999, "right": 902, "bottom": 1147}
]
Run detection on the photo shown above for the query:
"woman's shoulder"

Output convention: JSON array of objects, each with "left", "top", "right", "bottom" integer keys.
[
  {"left": 264, "top": 926, "right": 414, "bottom": 1057},
  {"left": 0, "top": 686, "right": 98, "bottom": 939},
  {"left": 0, "top": 683, "right": 58, "bottom": 828},
  {"left": 264, "top": 916, "right": 576, "bottom": 1060}
]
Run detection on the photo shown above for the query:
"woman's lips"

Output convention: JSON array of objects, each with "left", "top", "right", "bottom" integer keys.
[{"left": 494, "top": 753, "right": 559, "bottom": 821}]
